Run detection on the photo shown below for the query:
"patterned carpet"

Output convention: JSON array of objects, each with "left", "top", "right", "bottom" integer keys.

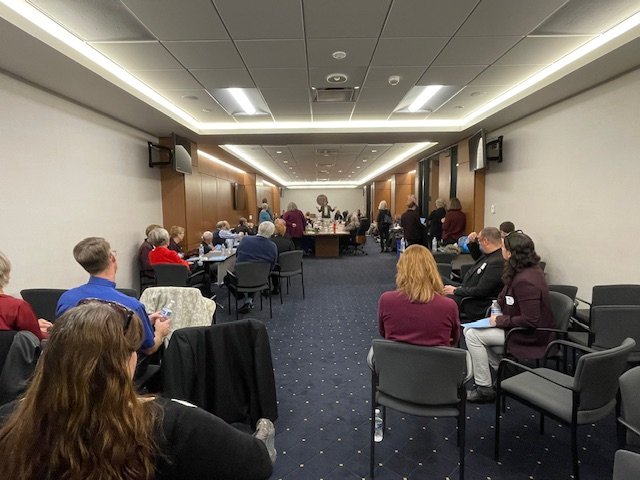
[{"left": 226, "top": 239, "right": 618, "bottom": 480}]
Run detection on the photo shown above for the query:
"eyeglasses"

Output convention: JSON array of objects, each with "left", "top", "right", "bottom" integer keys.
[{"left": 77, "top": 298, "right": 134, "bottom": 332}]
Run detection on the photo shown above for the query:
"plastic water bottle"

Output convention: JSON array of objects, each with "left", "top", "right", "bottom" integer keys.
[
  {"left": 374, "top": 408, "right": 383, "bottom": 442},
  {"left": 160, "top": 300, "right": 175, "bottom": 318},
  {"left": 198, "top": 244, "right": 205, "bottom": 258},
  {"left": 400, "top": 238, "right": 406, "bottom": 253},
  {"left": 490, "top": 300, "right": 502, "bottom": 317},
  {"left": 431, "top": 237, "right": 438, "bottom": 253}
]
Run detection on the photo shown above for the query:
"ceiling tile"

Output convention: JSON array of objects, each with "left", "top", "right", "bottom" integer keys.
[
  {"left": 156, "top": 88, "right": 229, "bottom": 116},
  {"left": 131, "top": 69, "right": 202, "bottom": 90},
  {"left": 89, "top": 42, "right": 182, "bottom": 70},
  {"left": 190, "top": 69, "right": 255, "bottom": 89},
  {"left": 122, "top": 0, "right": 229, "bottom": 40},
  {"left": 311, "top": 103, "right": 355, "bottom": 115},
  {"left": 457, "top": 0, "right": 568, "bottom": 36},
  {"left": 432, "top": 36, "right": 522, "bottom": 65},
  {"left": 213, "top": 0, "right": 303, "bottom": 39},
  {"left": 250, "top": 68, "right": 309, "bottom": 89},
  {"left": 261, "top": 88, "right": 311, "bottom": 114},
  {"left": 433, "top": 85, "right": 509, "bottom": 115},
  {"left": 495, "top": 36, "right": 593, "bottom": 65},
  {"left": 372, "top": 37, "right": 448, "bottom": 67},
  {"left": 163, "top": 41, "right": 244, "bottom": 69},
  {"left": 470, "top": 64, "right": 543, "bottom": 86},
  {"left": 383, "top": 0, "right": 480, "bottom": 37},
  {"left": 533, "top": 0, "right": 640, "bottom": 35},
  {"left": 309, "top": 67, "right": 368, "bottom": 88},
  {"left": 236, "top": 39, "right": 306, "bottom": 68},
  {"left": 362, "top": 66, "right": 427, "bottom": 89},
  {"left": 307, "top": 38, "right": 377, "bottom": 67},
  {"left": 304, "top": 0, "right": 392, "bottom": 38},
  {"left": 417, "top": 65, "right": 487, "bottom": 85}
]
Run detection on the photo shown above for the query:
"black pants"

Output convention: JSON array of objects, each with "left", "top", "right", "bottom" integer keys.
[{"left": 379, "top": 225, "right": 390, "bottom": 251}]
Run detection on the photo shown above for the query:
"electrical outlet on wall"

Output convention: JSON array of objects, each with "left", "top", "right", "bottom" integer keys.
[{"left": 491, "top": 204, "right": 496, "bottom": 214}]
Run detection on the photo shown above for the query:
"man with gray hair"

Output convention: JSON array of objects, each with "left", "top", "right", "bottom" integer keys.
[{"left": 226, "top": 221, "right": 278, "bottom": 313}]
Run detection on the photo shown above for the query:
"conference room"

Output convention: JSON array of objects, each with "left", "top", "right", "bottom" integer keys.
[{"left": 2, "top": 1, "right": 640, "bottom": 479}]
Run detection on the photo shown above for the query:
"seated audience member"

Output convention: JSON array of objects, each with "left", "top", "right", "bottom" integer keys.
[
  {"left": 304, "top": 212, "right": 314, "bottom": 228},
  {"left": 333, "top": 207, "right": 342, "bottom": 222},
  {"left": 217, "top": 221, "right": 242, "bottom": 241},
  {"left": 148, "top": 228, "right": 190, "bottom": 270},
  {"left": 269, "top": 219, "right": 295, "bottom": 295},
  {"left": 227, "top": 222, "right": 278, "bottom": 314},
  {"left": 378, "top": 245, "right": 460, "bottom": 346},
  {"left": 441, "top": 198, "right": 466, "bottom": 245},
  {"left": 443, "top": 227, "right": 504, "bottom": 320},
  {"left": 344, "top": 213, "right": 360, "bottom": 232},
  {"left": 168, "top": 226, "right": 186, "bottom": 257},
  {"left": 464, "top": 232, "right": 554, "bottom": 403},
  {"left": 0, "top": 301, "right": 275, "bottom": 480},
  {"left": 258, "top": 204, "right": 271, "bottom": 224},
  {"left": 138, "top": 224, "right": 161, "bottom": 285},
  {"left": 0, "top": 251, "right": 51, "bottom": 340},
  {"left": 56, "top": 237, "right": 169, "bottom": 360},
  {"left": 201, "top": 231, "right": 214, "bottom": 254},
  {"left": 400, "top": 198, "right": 424, "bottom": 247},
  {"left": 234, "top": 217, "right": 255, "bottom": 235},
  {"left": 499, "top": 220, "right": 516, "bottom": 238}
]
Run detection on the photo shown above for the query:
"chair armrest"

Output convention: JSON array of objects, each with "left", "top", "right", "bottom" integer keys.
[
  {"left": 569, "top": 317, "right": 591, "bottom": 332},
  {"left": 575, "top": 296, "right": 591, "bottom": 307},
  {"left": 497, "top": 358, "right": 576, "bottom": 391},
  {"left": 542, "top": 339, "right": 595, "bottom": 359},
  {"left": 618, "top": 417, "right": 640, "bottom": 438}
]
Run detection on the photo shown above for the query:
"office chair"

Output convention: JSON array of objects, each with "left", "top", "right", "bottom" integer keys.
[
  {"left": 273, "top": 250, "right": 304, "bottom": 304},
  {"left": 618, "top": 366, "right": 640, "bottom": 451},
  {"left": 573, "top": 284, "right": 640, "bottom": 334},
  {"left": 20, "top": 288, "right": 66, "bottom": 321},
  {"left": 495, "top": 338, "right": 636, "bottom": 480},
  {"left": 226, "top": 262, "right": 273, "bottom": 320},
  {"left": 369, "top": 339, "right": 472, "bottom": 480},
  {"left": 613, "top": 450, "right": 640, "bottom": 479},
  {"left": 116, "top": 287, "right": 139, "bottom": 299}
]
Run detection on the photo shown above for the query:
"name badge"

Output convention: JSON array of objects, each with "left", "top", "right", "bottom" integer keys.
[
  {"left": 476, "top": 262, "right": 487, "bottom": 275},
  {"left": 505, "top": 295, "right": 515, "bottom": 306}
]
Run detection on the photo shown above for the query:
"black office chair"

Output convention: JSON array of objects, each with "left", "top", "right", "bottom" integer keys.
[
  {"left": 433, "top": 251, "right": 455, "bottom": 264},
  {"left": 273, "top": 251, "right": 304, "bottom": 304},
  {"left": 495, "top": 338, "right": 636, "bottom": 480},
  {"left": 116, "top": 288, "right": 139, "bottom": 299},
  {"left": 573, "top": 284, "right": 640, "bottom": 332},
  {"left": 368, "top": 339, "right": 472, "bottom": 480},
  {"left": 618, "top": 366, "right": 640, "bottom": 451},
  {"left": 226, "top": 262, "right": 273, "bottom": 320},
  {"left": 613, "top": 450, "right": 640, "bottom": 479},
  {"left": 152, "top": 263, "right": 205, "bottom": 291},
  {"left": 20, "top": 288, "right": 66, "bottom": 321},
  {"left": 348, "top": 219, "right": 370, "bottom": 256}
]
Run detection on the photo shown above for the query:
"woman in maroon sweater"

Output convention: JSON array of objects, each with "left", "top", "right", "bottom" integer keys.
[
  {"left": 378, "top": 245, "right": 460, "bottom": 347},
  {"left": 441, "top": 197, "right": 466, "bottom": 245}
]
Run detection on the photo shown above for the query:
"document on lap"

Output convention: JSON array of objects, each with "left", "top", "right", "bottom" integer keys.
[{"left": 463, "top": 317, "right": 492, "bottom": 329}]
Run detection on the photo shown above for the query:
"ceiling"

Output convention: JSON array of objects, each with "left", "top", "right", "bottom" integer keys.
[{"left": 1, "top": 0, "right": 640, "bottom": 186}]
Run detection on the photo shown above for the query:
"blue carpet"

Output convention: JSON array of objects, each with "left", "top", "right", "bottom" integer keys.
[{"left": 227, "top": 239, "right": 618, "bottom": 479}]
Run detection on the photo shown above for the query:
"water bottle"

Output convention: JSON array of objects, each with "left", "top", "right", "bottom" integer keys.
[
  {"left": 160, "top": 300, "right": 175, "bottom": 318},
  {"left": 431, "top": 237, "right": 438, "bottom": 253},
  {"left": 490, "top": 300, "right": 502, "bottom": 317},
  {"left": 374, "top": 408, "right": 383, "bottom": 442},
  {"left": 400, "top": 238, "right": 406, "bottom": 253},
  {"left": 198, "top": 244, "right": 205, "bottom": 259}
]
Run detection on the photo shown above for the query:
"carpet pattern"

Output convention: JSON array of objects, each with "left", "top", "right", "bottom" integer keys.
[{"left": 227, "top": 240, "right": 618, "bottom": 480}]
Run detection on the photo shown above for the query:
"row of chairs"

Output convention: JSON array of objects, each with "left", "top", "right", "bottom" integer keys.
[{"left": 369, "top": 338, "right": 640, "bottom": 480}]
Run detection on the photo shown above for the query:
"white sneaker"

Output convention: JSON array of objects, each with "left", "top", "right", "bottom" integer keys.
[{"left": 254, "top": 418, "right": 276, "bottom": 463}]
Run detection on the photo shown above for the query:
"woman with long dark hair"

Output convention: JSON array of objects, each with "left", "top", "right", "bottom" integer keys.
[
  {"left": 464, "top": 232, "right": 554, "bottom": 403},
  {"left": 0, "top": 301, "right": 275, "bottom": 480}
]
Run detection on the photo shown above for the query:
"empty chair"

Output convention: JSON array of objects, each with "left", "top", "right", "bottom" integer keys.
[
  {"left": 433, "top": 251, "right": 455, "bottom": 264},
  {"left": 273, "top": 250, "right": 304, "bottom": 304},
  {"left": 369, "top": 339, "right": 472, "bottom": 479},
  {"left": 588, "top": 306, "right": 640, "bottom": 364},
  {"left": 495, "top": 338, "right": 636, "bottom": 480},
  {"left": 20, "top": 288, "right": 66, "bottom": 321},
  {"left": 226, "top": 262, "right": 273, "bottom": 320},
  {"left": 152, "top": 263, "right": 205, "bottom": 289},
  {"left": 437, "top": 262, "right": 453, "bottom": 283},
  {"left": 613, "top": 450, "right": 640, "bottom": 480},
  {"left": 618, "top": 366, "right": 640, "bottom": 451},
  {"left": 548, "top": 284, "right": 578, "bottom": 302},
  {"left": 116, "top": 287, "right": 139, "bottom": 299},
  {"left": 574, "top": 284, "right": 640, "bottom": 327}
]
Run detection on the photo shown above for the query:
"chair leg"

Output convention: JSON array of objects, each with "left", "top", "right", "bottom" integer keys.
[
  {"left": 494, "top": 387, "right": 501, "bottom": 461},
  {"left": 228, "top": 288, "right": 231, "bottom": 316},
  {"left": 268, "top": 289, "right": 272, "bottom": 318},
  {"left": 459, "top": 413, "right": 465, "bottom": 480},
  {"left": 235, "top": 296, "right": 239, "bottom": 321},
  {"left": 301, "top": 270, "right": 305, "bottom": 299},
  {"left": 370, "top": 371, "right": 376, "bottom": 478},
  {"left": 571, "top": 422, "right": 579, "bottom": 480}
]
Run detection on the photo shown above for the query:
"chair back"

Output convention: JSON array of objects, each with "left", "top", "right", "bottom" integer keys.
[
  {"left": 372, "top": 339, "right": 470, "bottom": 406},
  {"left": 619, "top": 366, "right": 640, "bottom": 448},
  {"left": 548, "top": 284, "right": 578, "bottom": 302},
  {"left": 573, "top": 338, "right": 636, "bottom": 411},
  {"left": 613, "top": 450, "right": 640, "bottom": 480},
  {"left": 153, "top": 264, "right": 189, "bottom": 287},
  {"left": 549, "top": 291, "right": 575, "bottom": 330},
  {"left": 278, "top": 251, "right": 303, "bottom": 275},
  {"left": 590, "top": 305, "right": 640, "bottom": 355},
  {"left": 433, "top": 252, "right": 454, "bottom": 264},
  {"left": 20, "top": 288, "right": 66, "bottom": 321},
  {"left": 437, "top": 263, "right": 452, "bottom": 280},
  {"left": 235, "top": 262, "right": 272, "bottom": 288},
  {"left": 0, "top": 330, "right": 18, "bottom": 376},
  {"left": 116, "top": 288, "right": 139, "bottom": 299},
  {"left": 357, "top": 218, "right": 371, "bottom": 235},
  {"left": 592, "top": 284, "right": 640, "bottom": 307}
]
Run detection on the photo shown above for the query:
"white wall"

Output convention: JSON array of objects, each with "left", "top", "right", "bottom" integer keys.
[
  {"left": 485, "top": 68, "right": 640, "bottom": 299},
  {"left": 282, "top": 188, "right": 366, "bottom": 217},
  {"left": 0, "top": 72, "right": 162, "bottom": 295}
]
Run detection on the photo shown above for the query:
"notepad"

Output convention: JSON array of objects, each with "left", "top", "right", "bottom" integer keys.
[{"left": 462, "top": 317, "right": 492, "bottom": 329}]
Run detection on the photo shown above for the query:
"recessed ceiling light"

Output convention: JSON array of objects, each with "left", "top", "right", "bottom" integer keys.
[
  {"left": 327, "top": 73, "right": 348, "bottom": 84},
  {"left": 408, "top": 85, "right": 443, "bottom": 112},
  {"left": 362, "top": 159, "right": 367, "bottom": 162},
  {"left": 288, "top": 167, "right": 293, "bottom": 169},
  {"left": 356, "top": 166, "right": 360, "bottom": 169},
  {"left": 181, "top": 95, "right": 199, "bottom": 100},
  {"left": 283, "top": 160, "right": 289, "bottom": 164},
  {"left": 337, "top": 170, "right": 342, "bottom": 173},
  {"left": 455, "top": 105, "right": 464, "bottom": 109},
  {"left": 276, "top": 150, "right": 282, "bottom": 154},
  {"left": 332, "top": 51, "right": 347, "bottom": 60},
  {"left": 371, "top": 149, "right": 377, "bottom": 153},
  {"left": 470, "top": 91, "right": 486, "bottom": 97},
  {"left": 201, "top": 108, "right": 212, "bottom": 112}
]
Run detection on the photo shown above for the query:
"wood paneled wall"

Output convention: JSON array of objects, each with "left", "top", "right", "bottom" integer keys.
[
  {"left": 160, "top": 141, "right": 261, "bottom": 251},
  {"left": 373, "top": 180, "right": 391, "bottom": 216},
  {"left": 394, "top": 171, "right": 416, "bottom": 218}
]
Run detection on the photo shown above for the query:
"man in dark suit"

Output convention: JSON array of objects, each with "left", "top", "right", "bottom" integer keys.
[{"left": 442, "top": 227, "right": 504, "bottom": 320}]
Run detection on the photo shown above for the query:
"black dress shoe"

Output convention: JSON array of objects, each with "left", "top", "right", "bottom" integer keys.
[
  {"left": 467, "top": 386, "right": 496, "bottom": 403},
  {"left": 238, "top": 303, "right": 251, "bottom": 314}
]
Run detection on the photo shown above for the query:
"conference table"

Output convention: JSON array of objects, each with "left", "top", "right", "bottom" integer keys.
[
  {"left": 187, "top": 249, "right": 236, "bottom": 285},
  {"left": 303, "top": 230, "right": 351, "bottom": 257}
]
